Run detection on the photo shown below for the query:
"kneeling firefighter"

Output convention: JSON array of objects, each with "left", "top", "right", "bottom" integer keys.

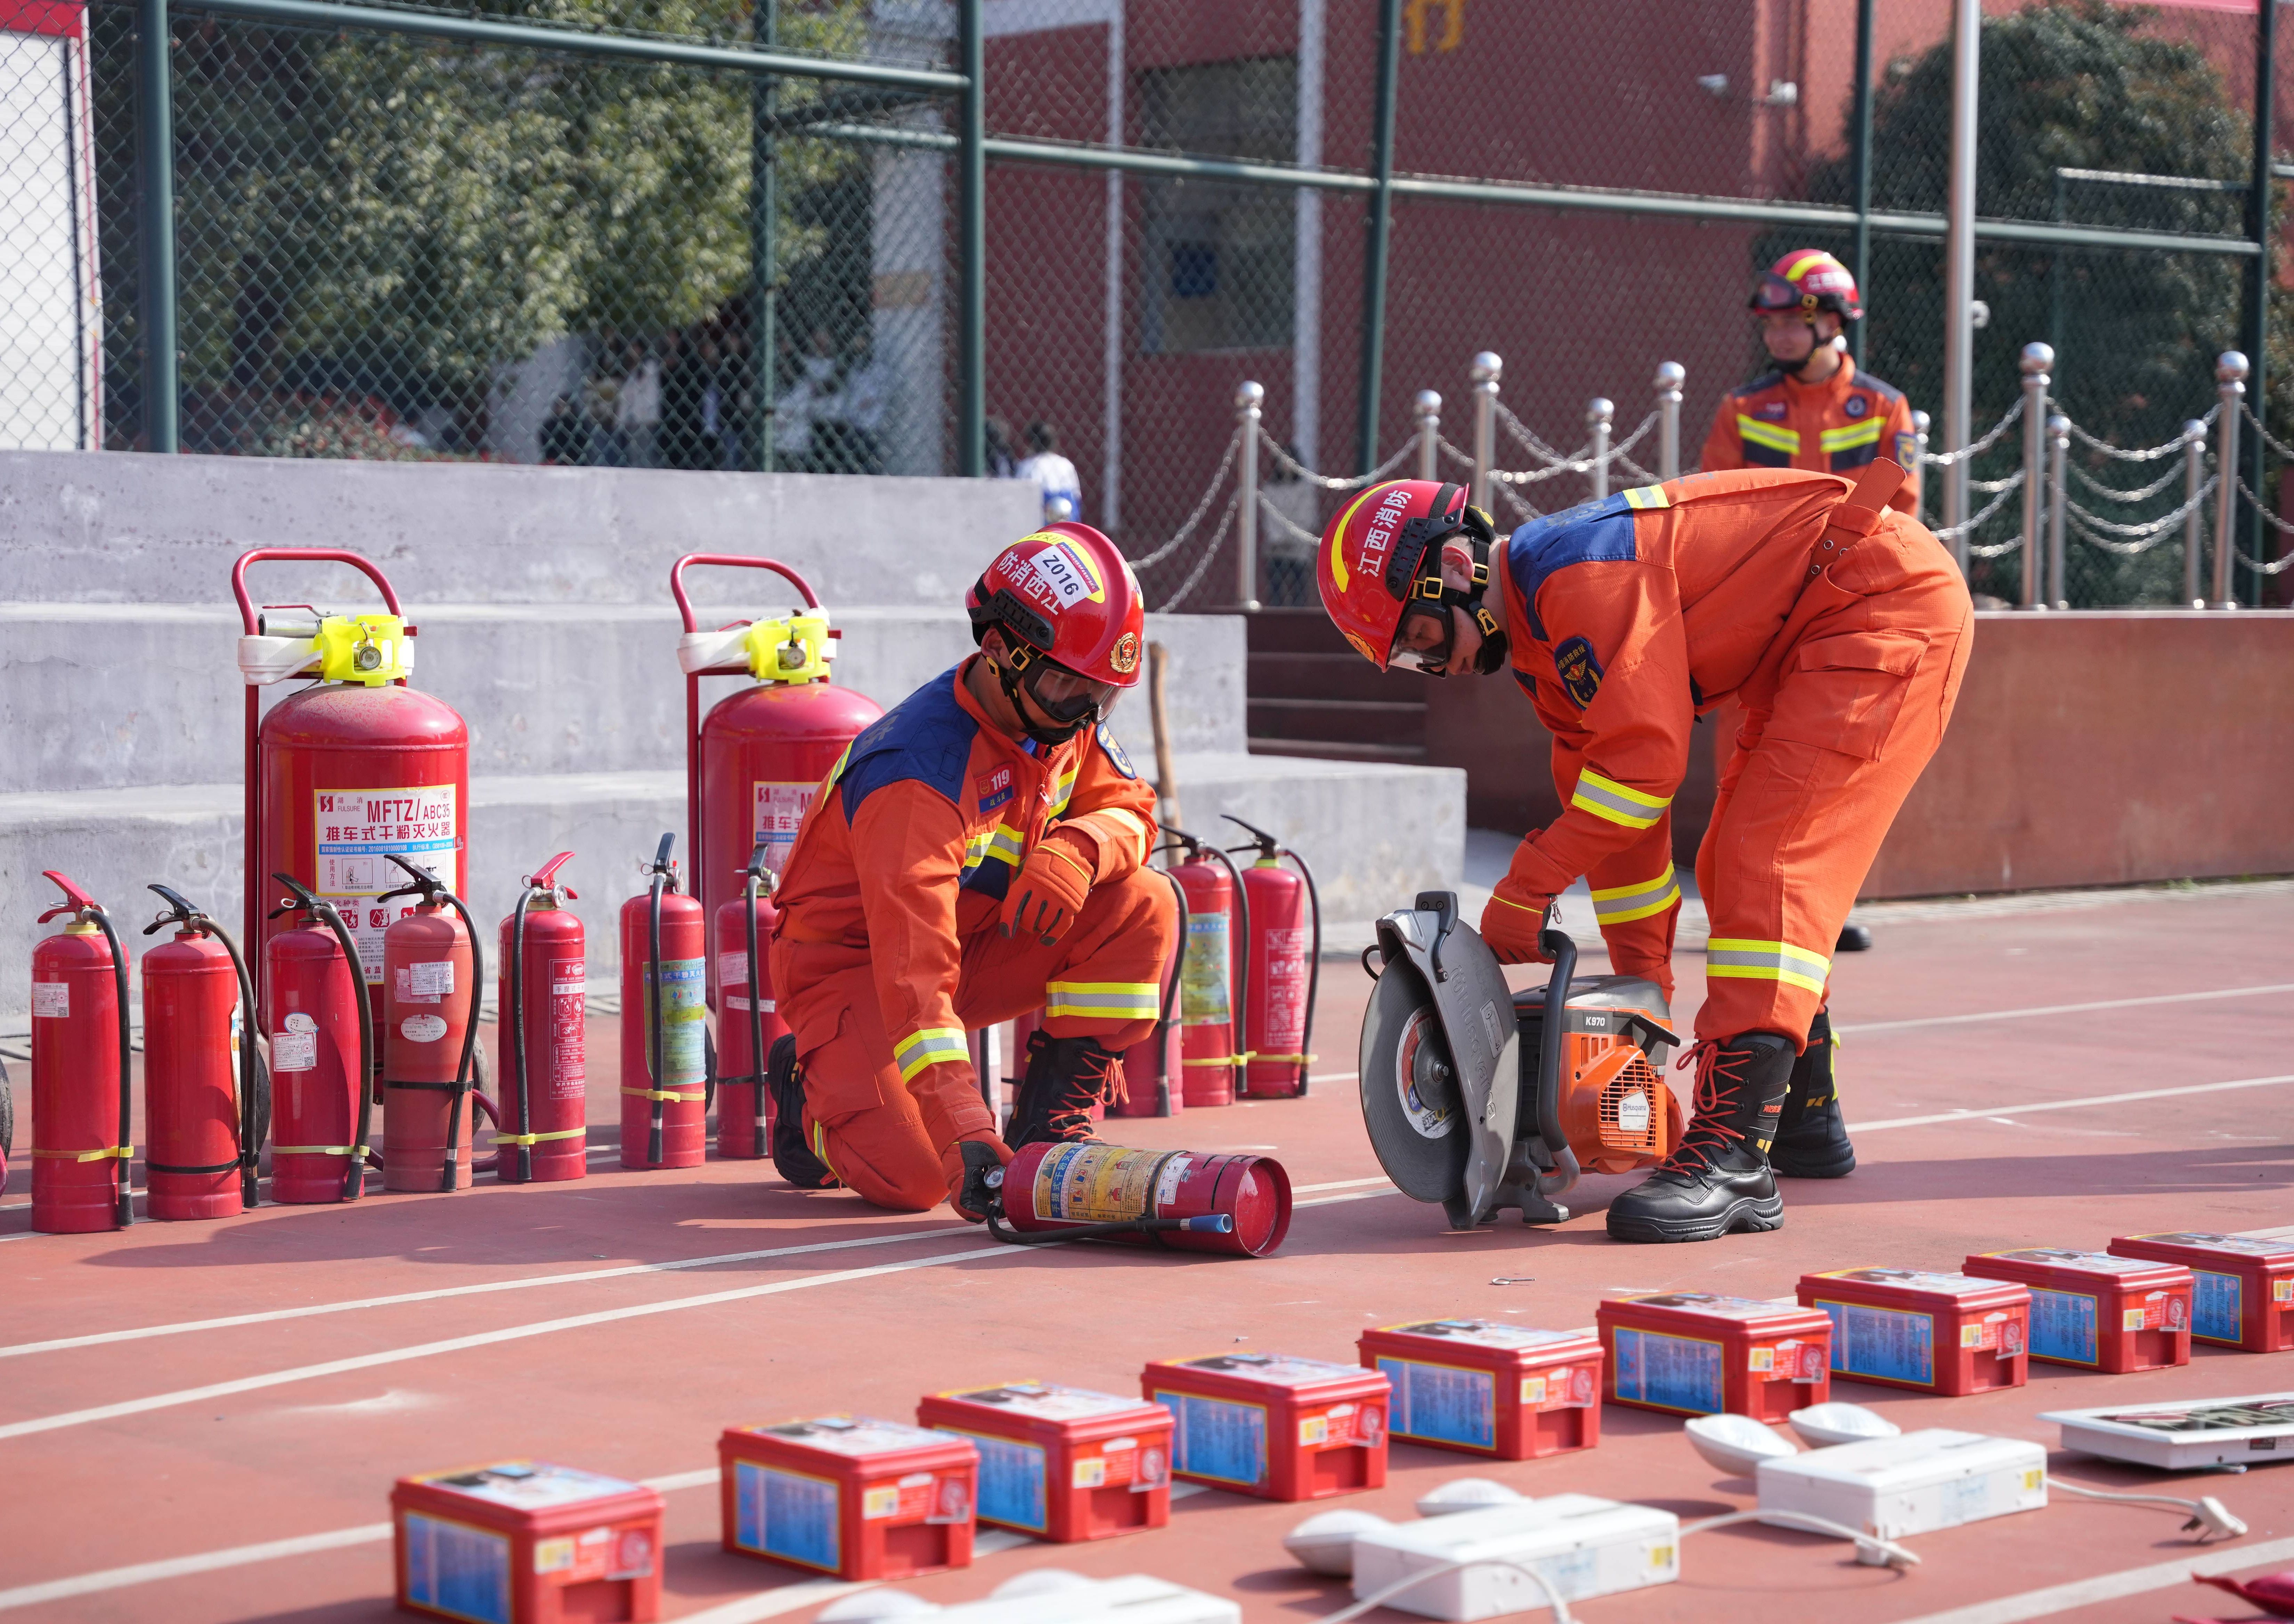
[
  {"left": 1318, "top": 465, "right": 1970, "bottom": 1242},
  {"left": 766, "top": 525, "right": 1174, "bottom": 1216}
]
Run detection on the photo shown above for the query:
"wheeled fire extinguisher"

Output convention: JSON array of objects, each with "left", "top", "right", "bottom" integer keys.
[
  {"left": 621, "top": 833, "right": 708, "bottom": 1170},
  {"left": 1222, "top": 815, "right": 1321, "bottom": 1101},
  {"left": 670, "top": 555, "right": 881, "bottom": 1014},
  {"left": 141, "top": 885, "right": 262, "bottom": 1219},
  {"left": 1112, "top": 871, "right": 1189, "bottom": 1119},
  {"left": 263, "top": 874, "right": 373, "bottom": 1204},
  {"left": 376, "top": 855, "right": 484, "bottom": 1193},
  {"left": 234, "top": 549, "right": 469, "bottom": 1042},
  {"left": 1163, "top": 830, "right": 1249, "bottom": 1109},
  {"left": 29, "top": 872, "right": 135, "bottom": 1233},
  {"left": 714, "top": 842, "right": 782, "bottom": 1160},
  {"left": 497, "top": 852, "right": 585, "bottom": 1184}
]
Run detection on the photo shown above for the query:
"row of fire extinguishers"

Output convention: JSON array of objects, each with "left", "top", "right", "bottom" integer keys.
[{"left": 10, "top": 544, "right": 1320, "bottom": 1232}]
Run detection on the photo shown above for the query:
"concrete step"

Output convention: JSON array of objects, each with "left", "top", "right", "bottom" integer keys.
[
  {"left": 1247, "top": 696, "right": 1427, "bottom": 748},
  {"left": 1248, "top": 736, "right": 1430, "bottom": 765},
  {"left": 1247, "top": 650, "right": 1399, "bottom": 704},
  {"left": 1243, "top": 606, "right": 1353, "bottom": 655},
  {"left": 0, "top": 753, "right": 1462, "bottom": 1020},
  {"left": 0, "top": 604, "right": 1245, "bottom": 793}
]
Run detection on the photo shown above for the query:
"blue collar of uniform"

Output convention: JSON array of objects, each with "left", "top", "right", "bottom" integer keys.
[{"left": 1504, "top": 493, "right": 1637, "bottom": 642}]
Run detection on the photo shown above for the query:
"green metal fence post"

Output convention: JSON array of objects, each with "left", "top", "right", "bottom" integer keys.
[
  {"left": 750, "top": 0, "right": 778, "bottom": 472},
  {"left": 1354, "top": 0, "right": 1402, "bottom": 476},
  {"left": 2243, "top": 0, "right": 2276, "bottom": 606},
  {"left": 135, "top": 0, "right": 179, "bottom": 453},
  {"left": 1850, "top": 0, "right": 1874, "bottom": 367},
  {"left": 956, "top": 0, "right": 984, "bottom": 477}
]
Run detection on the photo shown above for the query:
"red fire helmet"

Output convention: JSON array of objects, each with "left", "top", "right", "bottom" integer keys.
[
  {"left": 966, "top": 522, "right": 1146, "bottom": 691},
  {"left": 1315, "top": 479, "right": 1479, "bottom": 670},
  {"left": 1750, "top": 249, "right": 1863, "bottom": 321}
]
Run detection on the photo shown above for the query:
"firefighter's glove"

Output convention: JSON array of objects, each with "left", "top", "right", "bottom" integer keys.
[
  {"left": 1000, "top": 829, "right": 1096, "bottom": 946},
  {"left": 944, "top": 1134, "right": 1013, "bottom": 1223},
  {"left": 1480, "top": 884, "right": 1557, "bottom": 966}
]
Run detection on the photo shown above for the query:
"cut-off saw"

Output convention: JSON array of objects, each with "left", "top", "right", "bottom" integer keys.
[{"left": 1359, "top": 892, "right": 1683, "bottom": 1229}]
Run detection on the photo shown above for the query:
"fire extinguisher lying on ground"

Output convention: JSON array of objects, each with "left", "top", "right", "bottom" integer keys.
[
  {"left": 376, "top": 856, "right": 485, "bottom": 1193},
  {"left": 498, "top": 852, "right": 585, "bottom": 1185},
  {"left": 621, "top": 833, "right": 708, "bottom": 1170},
  {"left": 264, "top": 874, "right": 373, "bottom": 1205},
  {"left": 714, "top": 842, "right": 782, "bottom": 1160},
  {"left": 1222, "top": 815, "right": 1321, "bottom": 1101},
  {"left": 968, "top": 1141, "right": 1293, "bottom": 1257},
  {"left": 30, "top": 872, "right": 135, "bottom": 1233},
  {"left": 141, "top": 885, "right": 263, "bottom": 1218},
  {"left": 1162, "top": 830, "right": 1249, "bottom": 1109}
]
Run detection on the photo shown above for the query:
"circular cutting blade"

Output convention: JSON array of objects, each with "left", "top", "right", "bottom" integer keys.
[{"left": 1358, "top": 962, "right": 1469, "bottom": 1203}]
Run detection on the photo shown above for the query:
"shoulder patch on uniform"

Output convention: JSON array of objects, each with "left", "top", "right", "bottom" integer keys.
[
  {"left": 1895, "top": 431, "right": 1917, "bottom": 465},
  {"left": 1844, "top": 394, "right": 1869, "bottom": 418},
  {"left": 1096, "top": 723, "right": 1137, "bottom": 780},
  {"left": 1553, "top": 636, "right": 1604, "bottom": 708}
]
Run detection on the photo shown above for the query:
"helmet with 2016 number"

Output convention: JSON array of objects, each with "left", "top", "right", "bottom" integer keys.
[
  {"left": 965, "top": 522, "right": 1146, "bottom": 690},
  {"left": 1750, "top": 249, "right": 1863, "bottom": 321},
  {"left": 1316, "top": 479, "right": 1479, "bottom": 670}
]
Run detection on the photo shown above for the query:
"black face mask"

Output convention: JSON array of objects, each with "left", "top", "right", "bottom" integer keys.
[{"left": 1471, "top": 627, "right": 1511, "bottom": 676}]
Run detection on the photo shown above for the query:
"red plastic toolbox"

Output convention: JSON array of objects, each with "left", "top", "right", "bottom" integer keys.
[
  {"left": 718, "top": 1416, "right": 976, "bottom": 1580},
  {"left": 1596, "top": 1293, "right": 1831, "bottom": 1420},
  {"left": 916, "top": 1382, "right": 1173, "bottom": 1542},
  {"left": 1141, "top": 1352, "right": 1389, "bottom": 1501},
  {"left": 391, "top": 1460, "right": 662, "bottom": 1624},
  {"left": 1357, "top": 1321, "right": 1603, "bottom": 1460},
  {"left": 2110, "top": 1232, "right": 2294, "bottom": 1352},
  {"left": 1963, "top": 1248, "right": 2192, "bottom": 1373},
  {"left": 1797, "top": 1268, "right": 2030, "bottom": 1396}
]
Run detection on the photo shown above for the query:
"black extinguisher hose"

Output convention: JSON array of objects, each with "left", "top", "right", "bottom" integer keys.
[
  {"left": 509, "top": 885, "right": 533, "bottom": 1184},
  {"left": 201, "top": 915, "right": 263, "bottom": 1210},
  {"left": 438, "top": 889, "right": 484, "bottom": 1194},
  {"left": 1155, "top": 870, "right": 1188, "bottom": 1118},
  {"left": 87, "top": 903, "right": 134, "bottom": 1229},
  {"left": 1282, "top": 844, "right": 1321, "bottom": 1099},
  {"left": 743, "top": 842, "right": 769, "bottom": 1158},
  {"left": 274, "top": 877, "right": 374, "bottom": 1204},
  {"left": 646, "top": 831, "right": 674, "bottom": 1168}
]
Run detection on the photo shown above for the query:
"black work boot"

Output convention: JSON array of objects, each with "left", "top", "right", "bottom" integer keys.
[
  {"left": 1009, "top": 1031, "right": 1126, "bottom": 1150},
  {"left": 1771, "top": 1010, "right": 1856, "bottom": 1179},
  {"left": 766, "top": 1034, "right": 836, "bottom": 1189},
  {"left": 1605, "top": 1031, "right": 1796, "bottom": 1243}
]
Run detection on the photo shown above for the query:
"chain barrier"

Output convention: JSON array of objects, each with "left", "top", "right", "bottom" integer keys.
[
  {"left": 2229, "top": 477, "right": 2294, "bottom": 571},
  {"left": 2070, "top": 458, "right": 2187, "bottom": 504},
  {"left": 1260, "top": 431, "right": 1417, "bottom": 492},
  {"left": 2060, "top": 481, "right": 2215, "bottom": 555},
  {"left": 1256, "top": 494, "right": 1323, "bottom": 549},
  {"left": 1922, "top": 398, "right": 2025, "bottom": 469},
  {"left": 1966, "top": 473, "right": 2022, "bottom": 495},
  {"left": 2068, "top": 406, "right": 2214, "bottom": 463},
  {"left": 2238, "top": 398, "right": 2294, "bottom": 466},
  {"left": 1155, "top": 490, "right": 1242, "bottom": 611},
  {"left": 1932, "top": 473, "right": 2025, "bottom": 547},
  {"left": 1437, "top": 433, "right": 1478, "bottom": 472},
  {"left": 1126, "top": 429, "right": 1242, "bottom": 572},
  {"left": 1493, "top": 400, "right": 1580, "bottom": 469}
]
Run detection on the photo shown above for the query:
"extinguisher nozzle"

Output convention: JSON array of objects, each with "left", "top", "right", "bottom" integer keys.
[{"left": 1180, "top": 1213, "right": 1235, "bottom": 1234}]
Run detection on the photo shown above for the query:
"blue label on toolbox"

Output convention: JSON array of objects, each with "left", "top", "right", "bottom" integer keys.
[
  {"left": 403, "top": 1512, "right": 511, "bottom": 1624},
  {"left": 962, "top": 1433, "right": 1048, "bottom": 1532},
  {"left": 2193, "top": 1271, "right": 2243, "bottom": 1342},
  {"left": 1819, "top": 1302, "right": 1936, "bottom": 1386},
  {"left": 1156, "top": 1390, "right": 1266, "bottom": 1485},
  {"left": 735, "top": 1462, "right": 841, "bottom": 1571},
  {"left": 1378, "top": 1357, "right": 1495, "bottom": 1449},
  {"left": 1611, "top": 1328, "right": 1723, "bottom": 1413},
  {"left": 2028, "top": 1288, "right": 2099, "bottom": 1364}
]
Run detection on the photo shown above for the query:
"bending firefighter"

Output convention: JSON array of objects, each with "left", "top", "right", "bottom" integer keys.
[
  {"left": 766, "top": 525, "right": 1174, "bottom": 1217},
  {"left": 1317, "top": 467, "right": 1971, "bottom": 1242}
]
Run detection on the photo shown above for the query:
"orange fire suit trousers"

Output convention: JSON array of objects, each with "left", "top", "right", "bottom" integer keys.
[{"left": 774, "top": 866, "right": 1175, "bottom": 1212}]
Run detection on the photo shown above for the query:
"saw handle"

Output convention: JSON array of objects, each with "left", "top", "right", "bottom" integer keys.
[{"left": 1530, "top": 928, "right": 1579, "bottom": 1196}]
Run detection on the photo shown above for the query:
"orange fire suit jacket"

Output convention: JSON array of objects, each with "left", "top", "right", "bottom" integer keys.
[
  {"left": 770, "top": 658, "right": 1159, "bottom": 1140},
  {"left": 1700, "top": 360, "right": 1921, "bottom": 515}
]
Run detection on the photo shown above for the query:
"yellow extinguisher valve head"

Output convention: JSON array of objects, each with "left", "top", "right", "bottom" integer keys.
[
  {"left": 314, "top": 614, "right": 413, "bottom": 686},
  {"left": 743, "top": 610, "right": 835, "bottom": 685}
]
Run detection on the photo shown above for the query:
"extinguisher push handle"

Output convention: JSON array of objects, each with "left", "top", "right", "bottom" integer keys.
[
  {"left": 36, "top": 869, "right": 100, "bottom": 923},
  {"left": 526, "top": 851, "right": 578, "bottom": 895},
  {"left": 1218, "top": 813, "right": 1281, "bottom": 856},
  {"left": 230, "top": 548, "right": 402, "bottom": 635},
  {"left": 266, "top": 873, "right": 326, "bottom": 921},
  {"left": 143, "top": 884, "right": 205, "bottom": 933},
  {"left": 668, "top": 554, "right": 821, "bottom": 633}
]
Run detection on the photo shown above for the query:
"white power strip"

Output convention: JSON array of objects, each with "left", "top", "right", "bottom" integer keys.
[
  {"left": 1757, "top": 1429, "right": 2047, "bottom": 1541},
  {"left": 1349, "top": 1494, "right": 1679, "bottom": 1622}
]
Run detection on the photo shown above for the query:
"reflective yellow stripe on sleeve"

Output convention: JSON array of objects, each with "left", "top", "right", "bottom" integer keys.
[
  {"left": 1044, "top": 981, "right": 1162, "bottom": 1021},
  {"left": 1622, "top": 484, "right": 1670, "bottom": 510},
  {"left": 1705, "top": 938, "right": 1832, "bottom": 994},
  {"left": 1590, "top": 866, "right": 1683, "bottom": 925},
  {"left": 1570, "top": 770, "right": 1671, "bottom": 830},
  {"left": 1047, "top": 768, "right": 1079, "bottom": 818},
  {"left": 1819, "top": 418, "right": 1887, "bottom": 454},
  {"left": 1736, "top": 416, "right": 1801, "bottom": 456},
  {"left": 894, "top": 1026, "right": 969, "bottom": 1081}
]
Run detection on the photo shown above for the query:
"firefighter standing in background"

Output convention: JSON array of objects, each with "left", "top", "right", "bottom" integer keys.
[
  {"left": 766, "top": 526, "right": 1173, "bottom": 1217},
  {"left": 1316, "top": 469, "right": 1971, "bottom": 1242}
]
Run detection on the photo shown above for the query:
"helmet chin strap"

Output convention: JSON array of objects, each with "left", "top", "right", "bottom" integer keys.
[
  {"left": 1406, "top": 505, "right": 1507, "bottom": 677},
  {"left": 989, "top": 652, "right": 1091, "bottom": 748}
]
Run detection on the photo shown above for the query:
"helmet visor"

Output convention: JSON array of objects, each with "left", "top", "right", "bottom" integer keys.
[
  {"left": 1387, "top": 602, "right": 1456, "bottom": 676},
  {"left": 1023, "top": 657, "right": 1123, "bottom": 725}
]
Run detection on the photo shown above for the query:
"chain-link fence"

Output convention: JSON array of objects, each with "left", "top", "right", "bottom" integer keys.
[{"left": 2, "top": 0, "right": 2287, "bottom": 603}]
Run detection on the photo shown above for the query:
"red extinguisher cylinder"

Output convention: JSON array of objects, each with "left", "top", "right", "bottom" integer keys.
[
  {"left": 263, "top": 877, "right": 372, "bottom": 1204},
  {"left": 621, "top": 835, "right": 708, "bottom": 1170},
  {"left": 496, "top": 852, "right": 587, "bottom": 1184},
  {"left": 713, "top": 845, "right": 784, "bottom": 1160},
  {"left": 993, "top": 1142, "right": 1292, "bottom": 1257},
  {"left": 143, "top": 928, "right": 244, "bottom": 1220},
  {"left": 1114, "top": 871, "right": 1187, "bottom": 1119},
  {"left": 1226, "top": 818, "right": 1320, "bottom": 1101},
  {"left": 1167, "top": 833, "right": 1248, "bottom": 1109},
  {"left": 378, "top": 856, "right": 482, "bottom": 1193},
  {"left": 29, "top": 873, "right": 135, "bottom": 1233}
]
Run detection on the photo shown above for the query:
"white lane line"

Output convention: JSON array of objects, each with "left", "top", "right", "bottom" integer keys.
[
  {"left": 0, "top": 1244, "right": 1020, "bottom": 1443},
  {"left": 1888, "top": 1531, "right": 2294, "bottom": 1624},
  {"left": 1293, "top": 1176, "right": 1394, "bottom": 1194},
  {"left": 0, "top": 1224, "right": 975, "bottom": 1361},
  {"left": 1837, "top": 982, "right": 2294, "bottom": 1037},
  {"left": 1851, "top": 1073, "right": 2294, "bottom": 1133}
]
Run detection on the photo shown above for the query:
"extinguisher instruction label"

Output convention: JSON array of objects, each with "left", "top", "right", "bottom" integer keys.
[
  {"left": 1261, "top": 926, "right": 1312, "bottom": 1049},
  {"left": 751, "top": 780, "right": 819, "bottom": 875},
  {"left": 315, "top": 786, "right": 460, "bottom": 984},
  {"left": 550, "top": 961, "right": 586, "bottom": 1099},
  {"left": 272, "top": 1030, "right": 318, "bottom": 1072},
  {"left": 1031, "top": 1143, "right": 1169, "bottom": 1224},
  {"left": 31, "top": 983, "right": 67, "bottom": 1018},
  {"left": 641, "top": 959, "right": 707, "bottom": 1087},
  {"left": 1181, "top": 913, "right": 1231, "bottom": 1025},
  {"left": 401, "top": 1512, "right": 511, "bottom": 1624}
]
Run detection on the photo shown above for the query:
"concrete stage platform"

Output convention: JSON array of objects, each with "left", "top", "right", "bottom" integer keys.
[{"left": 2, "top": 881, "right": 2289, "bottom": 1623}]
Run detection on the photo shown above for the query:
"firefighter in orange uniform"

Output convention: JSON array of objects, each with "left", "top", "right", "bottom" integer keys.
[
  {"left": 1701, "top": 251, "right": 1921, "bottom": 517},
  {"left": 766, "top": 525, "right": 1174, "bottom": 1217},
  {"left": 1317, "top": 469, "right": 1970, "bottom": 1242}
]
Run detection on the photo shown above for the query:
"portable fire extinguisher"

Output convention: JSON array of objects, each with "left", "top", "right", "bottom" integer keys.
[
  {"left": 1222, "top": 815, "right": 1322, "bottom": 1101},
  {"left": 29, "top": 872, "right": 135, "bottom": 1233},
  {"left": 620, "top": 833, "right": 708, "bottom": 1170},
  {"left": 497, "top": 852, "right": 585, "bottom": 1185},
  {"left": 670, "top": 555, "right": 881, "bottom": 1014},
  {"left": 714, "top": 842, "right": 782, "bottom": 1160},
  {"left": 1112, "top": 870, "right": 1189, "bottom": 1119},
  {"left": 375, "top": 855, "right": 484, "bottom": 1193},
  {"left": 263, "top": 874, "right": 373, "bottom": 1204},
  {"left": 141, "top": 885, "right": 262, "bottom": 1219},
  {"left": 234, "top": 549, "right": 469, "bottom": 1040},
  {"left": 1163, "top": 829, "right": 1249, "bottom": 1109}
]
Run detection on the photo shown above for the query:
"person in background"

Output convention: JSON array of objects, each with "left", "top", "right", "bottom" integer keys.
[
  {"left": 841, "top": 338, "right": 891, "bottom": 475},
  {"left": 539, "top": 394, "right": 591, "bottom": 466},
  {"left": 616, "top": 339, "right": 662, "bottom": 469},
  {"left": 1016, "top": 420, "right": 1083, "bottom": 523},
  {"left": 985, "top": 416, "right": 1020, "bottom": 479}
]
